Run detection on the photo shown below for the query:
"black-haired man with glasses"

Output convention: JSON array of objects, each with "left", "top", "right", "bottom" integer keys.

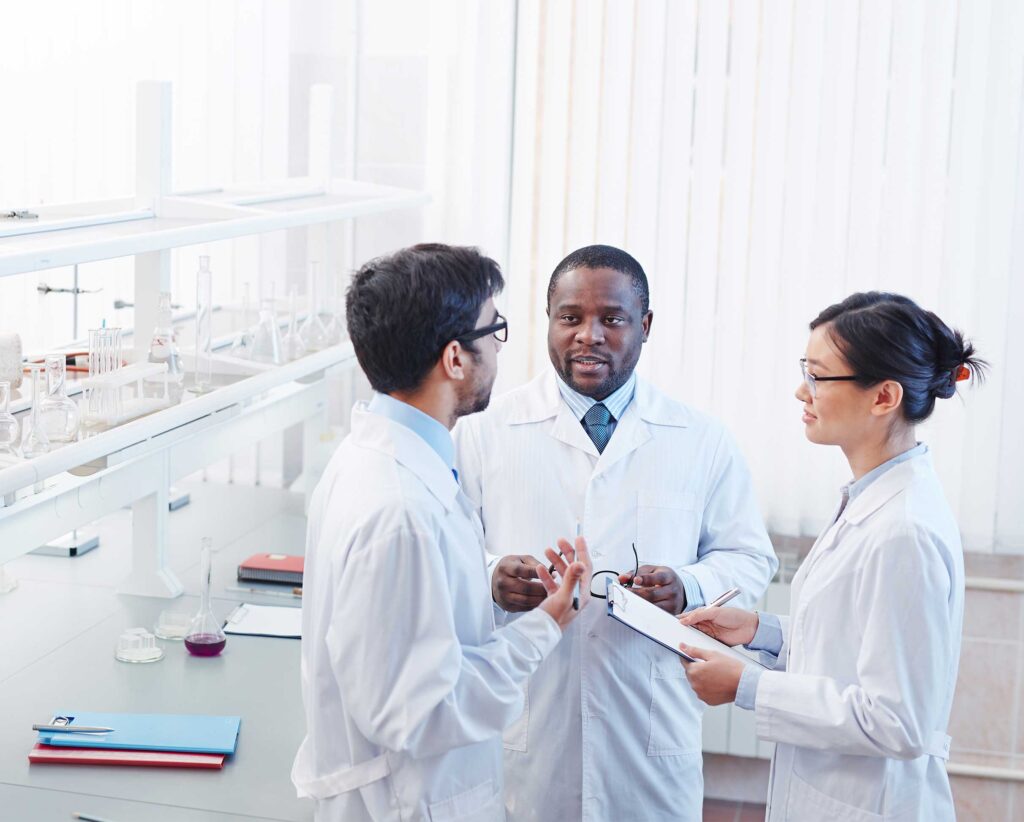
[
  {"left": 454, "top": 244, "right": 777, "bottom": 821},
  {"left": 293, "top": 243, "right": 592, "bottom": 822}
]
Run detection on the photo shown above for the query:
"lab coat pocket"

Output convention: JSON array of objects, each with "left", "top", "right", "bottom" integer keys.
[
  {"left": 636, "top": 489, "right": 700, "bottom": 560},
  {"left": 428, "top": 779, "right": 503, "bottom": 822},
  {"left": 787, "top": 770, "right": 884, "bottom": 822},
  {"left": 502, "top": 679, "right": 529, "bottom": 752},
  {"left": 647, "top": 660, "right": 701, "bottom": 756}
]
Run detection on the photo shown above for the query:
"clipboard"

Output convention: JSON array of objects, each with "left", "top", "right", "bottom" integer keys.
[{"left": 605, "top": 579, "right": 768, "bottom": 669}]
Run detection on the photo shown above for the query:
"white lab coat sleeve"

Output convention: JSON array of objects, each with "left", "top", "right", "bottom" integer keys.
[
  {"left": 754, "top": 527, "right": 955, "bottom": 758},
  {"left": 326, "top": 516, "right": 561, "bottom": 759},
  {"left": 676, "top": 426, "right": 778, "bottom": 608},
  {"left": 453, "top": 417, "right": 515, "bottom": 626}
]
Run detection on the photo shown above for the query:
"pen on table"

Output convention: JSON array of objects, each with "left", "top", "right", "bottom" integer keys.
[
  {"left": 572, "top": 521, "right": 581, "bottom": 610},
  {"left": 225, "top": 585, "right": 302, "bottom": 599},
  {"left": 72, "top": 813, "right": 119, "bottom": 822},
  {"left": 33, "top": 724, "right": 114, "bottom": 733},
  {"left": 707, "top": 587, "right": 741, "bottom": 608}
]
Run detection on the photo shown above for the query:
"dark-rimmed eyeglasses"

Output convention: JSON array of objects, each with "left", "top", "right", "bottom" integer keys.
[
  {"left": 457, "top": 313, "right": 508, "bottom": 344},
  {"left": 549, "top": 542, "right": 640, "bottom": 599},
  {"left": 799, "top": 358, "right": 859, "bottom": 398}
]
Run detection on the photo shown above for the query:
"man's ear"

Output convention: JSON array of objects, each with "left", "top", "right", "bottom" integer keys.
[
  {"left": 441, "top": 340, "right": 469, "bottom": 381},
  {"left": 641, "top": 310, "right": 653, "bottom": 342},
  {"left": 870, "top": 379, "right": 904, "bottom": 417}
]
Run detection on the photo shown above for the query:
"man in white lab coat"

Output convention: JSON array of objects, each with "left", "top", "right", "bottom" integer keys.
[
  {"left": 292, "top": 244, "right": 593, "bottom": 822},
  {"left": 453, "top": 245, "right": 778, "bottom": 821}
]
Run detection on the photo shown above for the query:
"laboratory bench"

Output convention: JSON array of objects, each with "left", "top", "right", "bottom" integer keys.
[{"left": 0, "top": 480, "right": 313, "bottom": 822}]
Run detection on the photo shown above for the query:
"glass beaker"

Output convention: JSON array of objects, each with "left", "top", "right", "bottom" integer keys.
[
  {"left": 39, "top": 355, "right": 81, "bottom": 443},
  {"left": 0, "top": 381, "right": 20, "bottom": 457},
  {"left": 282, "top": 285, "right": 307, "bottom": 361},
  {"left": 298, "top": 261, "right": 330, "bottom": 352},
  {"left": 192, "top": 256, "right": 214, "bottom": 394},
  {"left": 250, "top": 298, "right": 283, "bottom": 364},
  {"left": 185, "top": 537, "right": 227, "bottom": 657},
  {"left": 20, "top": 364, "right": 50, "bottom": 460}
]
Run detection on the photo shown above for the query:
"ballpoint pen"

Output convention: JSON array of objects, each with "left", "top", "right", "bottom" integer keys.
[
  {"left": 572, "top": 522, "right": 581, "bottom": 610},
  {"left": 33, "top": 724, "right": 114, "bottom": 733},
  {"left": 707, "top": 587, "right": 741, "bottom": 608}
]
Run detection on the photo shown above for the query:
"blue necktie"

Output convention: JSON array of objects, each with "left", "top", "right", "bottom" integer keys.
[{"left": 582, "top": 403, "right": 613, "bottom": 453}]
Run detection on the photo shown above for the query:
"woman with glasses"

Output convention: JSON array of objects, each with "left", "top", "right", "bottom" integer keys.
[{"left": 676, "top": 292, "right": 985, "bottom": 822}]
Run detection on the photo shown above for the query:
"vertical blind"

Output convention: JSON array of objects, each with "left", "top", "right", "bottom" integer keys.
[{"left": 501, "top": 0, "right": 1024, "bottom": 552}]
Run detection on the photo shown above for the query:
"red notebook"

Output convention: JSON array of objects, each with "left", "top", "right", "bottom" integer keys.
[
  {"left": 237, "top": 553, "right": 304, "bottom": 585},
  {"left": 29, "top": 743, "right": 225, "bottom": 769}
]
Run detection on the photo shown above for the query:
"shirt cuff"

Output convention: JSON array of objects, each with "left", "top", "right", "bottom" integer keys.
[
  {"left": 678, "top": 570, "right": 705, "bottom": 613},
  {"left": 745, "top": 612, "right": 783, "bottom": 655},
  {"left": 735, "top": 664, "right": 763, "bottom": 711}
]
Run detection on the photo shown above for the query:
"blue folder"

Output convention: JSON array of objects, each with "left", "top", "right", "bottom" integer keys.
[{"left": 37, "top": 712, "right": 241, "bottom": 755}]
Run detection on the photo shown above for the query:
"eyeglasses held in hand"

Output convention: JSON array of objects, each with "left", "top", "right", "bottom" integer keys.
[{"left": 549, "top": 542, "right": 640, "bottom": 599}]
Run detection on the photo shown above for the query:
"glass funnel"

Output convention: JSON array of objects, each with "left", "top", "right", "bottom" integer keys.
[
  {"left": 298, "top": 261, "right": 330, "bottom": 352},
  {"left": 0, "top": 381, "right": 20, "bottom": 457},
  {"left": 185, "top": 537, "right": 227, "bottom": 657},
  {"left": 250, "top": 298, "right": 283, "bottom": 364},
  {"left": 20, "top": 364, "right": 50, "bottom": 460},
  {"left": 39, "top": 355, "right": 81, "bottom": 443}
]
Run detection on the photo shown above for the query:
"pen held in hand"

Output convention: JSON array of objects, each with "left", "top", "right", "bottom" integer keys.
[{"left": 707, "top": 587, "right": 741, "bottom": 608}]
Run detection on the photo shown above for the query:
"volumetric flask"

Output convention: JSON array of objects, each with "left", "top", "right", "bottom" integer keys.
[{"left": 185, "top": 537, "right": 227, "bottom": 656}]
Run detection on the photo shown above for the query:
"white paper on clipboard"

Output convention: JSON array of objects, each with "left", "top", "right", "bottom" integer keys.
[
  {"left": 223, "top": 603, "right": 302, "bottom": 639},
  {"left": 605, "top": 579, "right": 767, "bottom": 669}
]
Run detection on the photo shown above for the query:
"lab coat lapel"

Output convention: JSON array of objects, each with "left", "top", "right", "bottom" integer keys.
[{"left": 594, "top": 401, "right": 648, "bottom": 473}]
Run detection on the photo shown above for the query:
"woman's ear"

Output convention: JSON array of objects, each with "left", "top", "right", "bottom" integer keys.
[{"left": 871, "top": 379, "right": 904, "bottom": 417}]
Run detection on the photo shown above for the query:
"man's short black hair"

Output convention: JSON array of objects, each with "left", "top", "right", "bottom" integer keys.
[
  {"left": 346, "top": 243, "right": 504, "bottom": 394},
  {"left": 546, "top": 244, "right": 650, "bottom": 313}
]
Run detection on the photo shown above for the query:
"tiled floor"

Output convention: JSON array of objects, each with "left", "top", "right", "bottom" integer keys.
[{"left": 703, "top": 798, "right": 767, "bottom": 822}]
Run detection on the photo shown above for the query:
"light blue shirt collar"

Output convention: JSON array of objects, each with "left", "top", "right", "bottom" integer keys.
[
  {"left": 367, "top": 392, "right": 454, "bottom": 470},
  {"left": 845, "top": 442, "right": 928, "bottom": 504},
  {"left": 555, "top": 371, "right": 637, "bottom": 423}
]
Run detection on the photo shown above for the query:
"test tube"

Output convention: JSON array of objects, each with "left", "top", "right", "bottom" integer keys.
[{"left": 194, "top": 256, "right": 214, "bottom": 393}]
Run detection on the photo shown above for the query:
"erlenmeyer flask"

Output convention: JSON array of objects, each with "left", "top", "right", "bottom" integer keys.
[
  {"left": 20, "top": 365, "right": 51, "bottom": 459},
  {"left": 298, "top": 261, "right": 330, "bottom": 352},
  {"left": 184, "top": 537, "right": 227, "bottom": 657},
  {"left": 0, "top": 381, "right": 20, "bottom": 457},
  {"left": 250, "top": 298, "right": 283, "bottom": 364},
  {"left": 282, "top": 285, "right": 307, "bottom": 361},
  {"left": 39, "top": 355, "right": 81, "bottom": 443}
]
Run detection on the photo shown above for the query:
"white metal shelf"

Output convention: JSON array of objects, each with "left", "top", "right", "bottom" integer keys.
[{"left": 0, "top": 179, "right": 427, "bottom": 278}]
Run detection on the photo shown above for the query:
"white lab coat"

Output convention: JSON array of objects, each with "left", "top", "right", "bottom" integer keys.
[
  {"left": 755, "top": 449, "right": 963, "bottom": 821},
  {"left": 292, "top": 404, "right": 562, "bottom": 822},
  {"left": 453, "top": 373, "right": 776, "bottom": 821}
]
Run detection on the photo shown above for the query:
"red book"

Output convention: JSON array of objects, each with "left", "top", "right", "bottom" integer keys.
[
  {"left": 237, "top": 553, "right": 304, "bottom": 585},
  {"left": 28, "top": 743, "right": 225, "bottom": 769}
]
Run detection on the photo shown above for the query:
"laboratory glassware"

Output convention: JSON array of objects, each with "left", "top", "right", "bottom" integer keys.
[
  {"left": 0, "top": 380, "right": 20, "bottom": 457},
  {"left": 185, "top": 537, "right": 227, "bottom": 656},
  {"left": 86, "top": 327, "right": 124, "bottom": 424},
  {"left": 192, "top": 256, "right": 214, "bottom": 393},
  {"left": 154, "top": 610, "right": 192, "bottom": 640},
  {"left": 115, "top": 628, "right": 164, "bottom": 663},
  {"left": 282, "top": 285, "right": 307, "bottom": 361},
  {"left": 250, "top": 297, "right": 283, "bottom": 364},
  {"left": 298, "top": 261, "right": 330, "bottom": 352},
  {"left": 39, "top": 355, "right": 81, "bottom": 443},
  {"left": 230, "top": 281, "right": 254, "bottom": 358},
  {"left": 20, "top": 364, "right": 50, "bottom": 459},
  {"left": 148, "top": 292, "right": 182, "bottom": 378}
]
